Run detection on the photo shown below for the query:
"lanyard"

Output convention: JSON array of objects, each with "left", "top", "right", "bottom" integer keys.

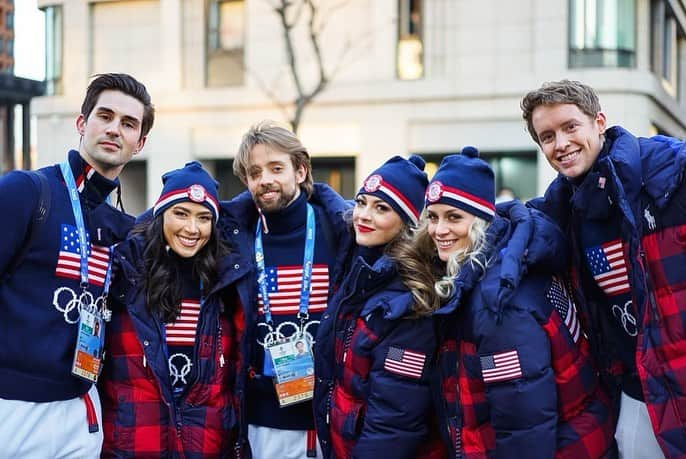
[
  {"left": 59, "top": 161, "right": 113, "bottom": 298},
  {"left": 255, "top": 203, "right": 315, "bottom": 325}
]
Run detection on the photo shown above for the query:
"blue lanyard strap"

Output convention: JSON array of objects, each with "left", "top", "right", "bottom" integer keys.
[
  {"left": 255, "top": 203, "right": 315, "bottom": 324},
  {"left": 60, "top": 161, "right": 91, "bottom": 288},
  {"left": 59, "top": 160, "right": 114, "bottom": 298}
]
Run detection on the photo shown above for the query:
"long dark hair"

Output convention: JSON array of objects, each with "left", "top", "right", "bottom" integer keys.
[{"left": 133, "top": 214, "right": 226, "bottom": 323}]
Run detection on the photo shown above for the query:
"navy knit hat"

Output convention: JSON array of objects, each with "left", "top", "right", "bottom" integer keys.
[
  {"left": 358, "top": 155, "right": 428, "bottom": 226},
  {"left": 153, "top": 161, "right": 220, "bottom": 221},
  {"left": 425, "top": 146, "right": 495, "bottom": 221}
]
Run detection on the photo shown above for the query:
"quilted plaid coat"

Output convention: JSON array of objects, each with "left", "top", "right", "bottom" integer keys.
[
  {"left": 534, "top": 126, "right": 686, "bottom": 458},
  {"left": 99, "top": 231, "right": 252, "bottom": 459},
  {"left": 433, "top": 208, "right": 616, "bottom": 458}
]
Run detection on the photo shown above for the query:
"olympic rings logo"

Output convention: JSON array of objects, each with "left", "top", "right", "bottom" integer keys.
[
  {"left": 612, "top": 300, "right": 638, "bottom": 336},
  {"left": 256, "top": 319, "right": 320, "bottom": 349},
  {"left": 168, "top": 353, "right": 193, "bottom": 385}
]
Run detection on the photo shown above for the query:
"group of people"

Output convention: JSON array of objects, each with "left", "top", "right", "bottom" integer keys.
[{"left": 0, "top": 72, "right": 684, "bottom": 459}]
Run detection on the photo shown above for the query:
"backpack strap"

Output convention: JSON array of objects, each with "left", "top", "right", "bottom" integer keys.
[{"left": 1, "top": 170, "right": 51, "bottom": 282}]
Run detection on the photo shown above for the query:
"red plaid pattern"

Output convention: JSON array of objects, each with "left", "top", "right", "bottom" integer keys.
[
  {"left": 100, "top": 295, "right": 243, "bottom": 458},
  {"left": 541, "top": 313, "right": 616, "bottom": 457},
  {"left": 639, "top": 226, "right": 686, "bottom": 456},
  {"left": 532, "top": 126, "right": 686, "bottom": 457},
  {"left": 436, "top": 277, "right": 615, "bottom": 458},
  {"left": 330, "top": 315, "right": 374, "bottom": 459}
]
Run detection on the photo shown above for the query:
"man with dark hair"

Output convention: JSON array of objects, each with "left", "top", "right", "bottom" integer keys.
[
  {"left": 0, "top": 73, "right": 154, "bottom": 457},
  {"left": 220, "top": 120, "right": 350, "bottom": 458},
  {"left": 522, "top": 79, "right": 686, "bottom": 458}
]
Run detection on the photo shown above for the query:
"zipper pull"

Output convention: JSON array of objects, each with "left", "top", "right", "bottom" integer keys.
[
  {"left": 220, "top": 354, "right": 225, "bottom": 367},
  {"left": 143, "top": 355, "right": 147, "bottom": 367}
]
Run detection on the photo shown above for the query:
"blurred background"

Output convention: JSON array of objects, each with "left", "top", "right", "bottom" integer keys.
[{"left": 4, "top": 0, "right": 685, "bottom": 214}]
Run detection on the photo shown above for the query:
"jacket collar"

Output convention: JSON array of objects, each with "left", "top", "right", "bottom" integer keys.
[
  {"left": 67, "top": 149, "right": 120, "bottom": 207},
  {"left": 260, "top": 191, "right": 307, "bottom": 234},
  {"left": 353, "top": 254, "right": 414, "bottom": 319}
]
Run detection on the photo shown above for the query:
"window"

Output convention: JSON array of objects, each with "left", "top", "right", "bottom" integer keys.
[
  {"left": 206, "top": 0, "right": 245, "bottom": 87},
  {"left": 569, "top": 0, "right": 636, "bottom": 68},
  {"left": 42, "top": 5, "right": 63, "bottom": 95},
  {"left": 651, "top": 0, "right": 686, "bottom": 97},
  {"left": 311, "top": 158, "right": 356, "bottom": 199},
  {"left": 6, "top": 39, "right": 12, "bottom": 56},
  {"left": 397, "top": 0, "right": 423, "bottom": 80},
  {"left": 90, "top": 1, "right": 161, "bottom": 86},
  {"left": 6, "top": 10, "right": 12, "bottom": 29}
]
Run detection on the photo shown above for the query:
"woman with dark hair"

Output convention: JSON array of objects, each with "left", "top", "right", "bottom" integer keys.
[
  {"left": 401, "top": 147, "right": 616, "bottom": 458},
  {"left": 313, "top": 155, "right": 445, "bottom": 459},
  {"left": 99, "top": 162, "right": 249, "bottom": 458}
]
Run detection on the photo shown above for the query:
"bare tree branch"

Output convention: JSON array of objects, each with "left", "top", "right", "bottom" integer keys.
[
  {"left": 257, "top": 0, "right": 368, "bottom": 132},
  {"left": 289, "top": 0, "right": 306, "bottom": 27},
  {"left": 288, "top": 0, "right": 329, "bottom": 131},
  {"left": 275, "top": 0, "right": 306, "bottom": 102},
  {"left": 313, "top": 0, "right": 352, "bottom": 35}
]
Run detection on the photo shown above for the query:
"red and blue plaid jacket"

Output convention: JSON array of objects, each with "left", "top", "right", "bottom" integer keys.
[
  {"left": 313, "top": 253, "right": 445, "bottom": 459},
  {"left": 535, "top": 126, "right": 686, "bottom": 458},
  {"left": 434, "top": 214, "right": 615, "bottom": 458},
  {"left": 100, "top": 234, "right": 251, "bottom": 458}
]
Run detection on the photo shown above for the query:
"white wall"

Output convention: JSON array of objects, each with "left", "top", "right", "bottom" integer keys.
[{"left": 33, "top": 0, "right": 686, "bottom": 211}]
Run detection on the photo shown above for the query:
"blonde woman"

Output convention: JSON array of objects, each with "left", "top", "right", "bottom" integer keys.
[{"left": 403, "top": 147, "right": 616, "bottom": 458}]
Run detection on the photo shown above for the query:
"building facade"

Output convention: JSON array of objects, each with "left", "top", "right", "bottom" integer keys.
[
  {"left": 0, "top": 0, "right": 13, "bottom": 72},
  {"left": 0, "top": 0, "right": 44, "bottom": 173},
  {"left": 34, "top": 0, "right": 686, "bottom": 214}
]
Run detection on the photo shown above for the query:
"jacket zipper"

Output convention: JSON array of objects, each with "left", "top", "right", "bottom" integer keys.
[
  {"left": 639, "top": 250, "right": 661, "bottom": 325},
  {"left": 325, "top": 270, "right": 359, "bottom": 426}
]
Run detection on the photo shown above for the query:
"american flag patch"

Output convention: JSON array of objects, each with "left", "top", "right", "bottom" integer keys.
[
  {"left": 258, "top": 264, "right": 329, "bottom": 315},
  {"left": 480, "top": 350, "right": 522, "bottom": 383},
  {"left": 166, "top": 299, "right": 200, "bottom": 345},
  {"left": 546, "top": 276, "right": 581, "bottom": 343},
  {"left": 584, "top": 239, "right": 630, "bottom": 296},
  {"left": 55, "top": 224, "right": 110, "bottom": 286},
  {"left": 384, "top": 346, "right": 426, "bottom": 379}
]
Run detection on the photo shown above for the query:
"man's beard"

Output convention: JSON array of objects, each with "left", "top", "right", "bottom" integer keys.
[{"left": 255, "top": 185, "right": 299, "bottom": 213}]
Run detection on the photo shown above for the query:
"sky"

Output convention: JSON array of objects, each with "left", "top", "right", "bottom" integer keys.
[{"left": 14, "top": 0, "right": 45, "bottom": 81}]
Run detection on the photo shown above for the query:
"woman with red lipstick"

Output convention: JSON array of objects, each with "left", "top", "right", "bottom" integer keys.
[
  {"left": 99, "top": 162, "right": 249, "bottom": 458},
  {"left": 313, "top": 155, "right": 445, "bottom": 459},
  {"left": 401, "top": 147, "right": 615, "bottom": 458}
]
